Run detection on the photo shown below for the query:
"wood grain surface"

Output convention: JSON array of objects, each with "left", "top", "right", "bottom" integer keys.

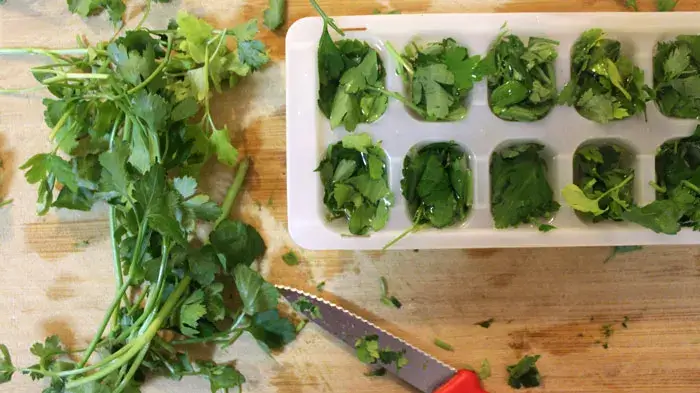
[{"left": 2, "top": 1, "right": 700, "bottom": 393}]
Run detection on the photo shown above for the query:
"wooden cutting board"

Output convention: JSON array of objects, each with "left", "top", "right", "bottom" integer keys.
[{"left": 1, "top": 1, "right": 700, "bottom": 392}]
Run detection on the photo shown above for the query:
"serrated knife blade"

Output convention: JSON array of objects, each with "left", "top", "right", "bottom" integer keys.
[{"left": 277, "top": 285, "right": 488, "bottom": 393}]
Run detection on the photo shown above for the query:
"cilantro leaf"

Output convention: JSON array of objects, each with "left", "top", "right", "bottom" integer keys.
[
  {"left": 263, "top": 0, "right": 285, "bottom": 31},
  {"left": 234, "top": 264, "right": 279, "bottom": 315},
  {"left": 30, "top": 335, "right": 63, "bottom": 370},
  {"left": 488, "top": 33, "right": 559, "bottom": 121},
  {"left": 490, "top": 143, "right": 560, "bottom": 229},
  {"left": 604, "top": 245, "right": 643, "bottom": 263},
  {"left": 355, "top": 335, "right": 408, "bottom": 371},
  {"left": 210, "top": 220, "right": 266, "bottom": 270},
  {"left": 197, "top": 362, "right": 246, "bottom": 393},
  {"left": 209, "top": 127, "right": 238, "bottom": 166},
  {"left": 507, "top": 355, "right": 541, "bottom": 389},
  {"left": 624, "top": 0, "right": 638, "bottom": 10},
  {"left": 238, "top": 40, "right": 269, "bottom": 70},
  {"left": 0, "top": 344, "right": 14, "bottom": 383},
  {"left": 247, "top": 310, "right": 296, "bottom": 351},
  {"left": 475, "top": 318, "right": 494, "bottom": 328},
  {"left": 179, "top": 290, "right": 207, "bottom": 337}
]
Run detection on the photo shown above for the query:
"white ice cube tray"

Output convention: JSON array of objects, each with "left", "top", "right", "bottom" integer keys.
[{"left": 285, "top": 12, "right": 700, "bottom": 250}]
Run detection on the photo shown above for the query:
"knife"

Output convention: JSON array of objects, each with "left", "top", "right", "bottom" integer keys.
[{"left": 277, "top": 285, "right": 489, "bottom": 393}]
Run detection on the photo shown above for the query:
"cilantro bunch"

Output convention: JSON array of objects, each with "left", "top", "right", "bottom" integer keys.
[
  {"left": 385, "top": 142, "right": 471, "bottom": 249},
  {"left": 622, "top": 126, "right": 700, "bottom": 234},
  {"left": 313, "top": 0, "right": 388, "bottom": 131},
  {"left": 654, "top": 35, "right": 700, "bottom": 119},
  {"left": 485, "top": 32, "right": 559, "bottom": 121},
  {"left": 562, "top": 144, "right": 635, "bottom": 222},
  {"left": 317, "top": 133, "right": 393, "bottom": 235},
  {"left": 490, "top": 143, "right": 560, "bottom": 230},
  {"left": 389, "top": 38, "right": 486, "bottom": 121},
  {"left": 0, "top": 12, "right": 296, "bottom": 393},
  {"left": 559, "top": 28, "right": 653, "bottom": 124}
]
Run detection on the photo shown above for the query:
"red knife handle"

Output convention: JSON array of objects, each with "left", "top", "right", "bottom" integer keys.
[{"left": 434, "top": 370, "right": 488, "bottom": 393}]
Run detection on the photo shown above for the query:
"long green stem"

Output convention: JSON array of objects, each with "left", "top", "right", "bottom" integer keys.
[
  {"left": 215, "top": 158, "right": 250, "bottom": 227},
  {"left": 0, "top": 48, "right": 88, "bottom": 56},
  {"left": 309, "top": 0, "right": 345, "bottom": 36},
  {"left": 368, "top": 86, "right": 427, "bottom": 117},
  {"left": 113, "top": 343, "right": 151, "bottom": 393},
  {"left": 77, "top": 281, "right": 131, "bottom": 368},
  {"left": 48, "top": 110, "right": 72, "bottom": 140},
  {"left": 382, "top": 223, "right": 424, "bottom": 251},
  {"left": 385, "top": 42, "right": 413, "bottom": 78},
  {"left": 66, "top": 276, "right": 192, "bottom": 389}
]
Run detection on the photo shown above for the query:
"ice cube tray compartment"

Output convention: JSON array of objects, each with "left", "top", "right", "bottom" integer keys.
[{"left": 286, "top": 12, "right": 700, "bottom": 250}]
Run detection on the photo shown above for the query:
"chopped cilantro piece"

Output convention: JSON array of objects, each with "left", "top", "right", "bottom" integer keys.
[
  {"left": 433, "top": 338, "right": 454, "bottom": 351},
  {"left": 604, "top": 245, "right": 643, "bottom": 263},
  {"left": 507, "top": 355, "right": 541, "bottom": 389},
  {"left": 282, "top": 250, "right": 300, "bottom": 266},
  {"left": 355, "top": 335, "right": 408, "bottom": 372},
  {"left": 475, "top": 318, "right": 494, "bottom": 328}
]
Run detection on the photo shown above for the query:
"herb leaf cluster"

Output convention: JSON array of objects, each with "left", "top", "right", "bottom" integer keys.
[
  {"left": 562, "top": 144, "right": 635, "bottom": 222},
  {"left": 392, "top": 38, "right": 487, "bottom": 121},
  {"left": 317, "top": 133, "right": 393, "bottom": 235},
  {"left": 314, "top": 0, "right": 388, "bottom": 131},
  {"left": 559, "top": 28, "right": 653, "bottom": 124},
  {"left": 485, "top": 32, "right": 559, "bottom": 121},
  {"left": 355, "top": 335, "right": 408, "bottom": 372},
  {"left": 490, "top": 143, "right": 560, "bottom": 230},
  {"left": 1, "top": 11, "right": 296, "bottom": 393},
  {"left": 402, "top": 142, "right": 472, "bottom": 228},
  {"left": 654, "top": 35, "right": 700, "bottom": 119},
  {"left": 622, "top": 126, "right": 700, "bottom": 234}
]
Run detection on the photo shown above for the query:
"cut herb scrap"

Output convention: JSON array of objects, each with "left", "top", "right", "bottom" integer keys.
[
  {"left": 622, "top": 126, "right": 700, "bottom": 234},
  {"left": 654, "top": 35, "right": 700, "bottom": 119},
  {"left": 263, "top": 0, "right": 285, "bottom": 31},
  {"left": 563, "top": 144, "right": 635, "bottom": 222},
  {"left": 507, "top": 354, "right": 542, "bottom": 389},
  {"left": 389, "top": 38, "right": 488, "bottom": 121},
  {"left": 313, "top": 0, "right": 388, "bottom": 131},
  {"left": 379, "top": 276, "right": 402, "bottom": 309},
  {"left": 560, "top": 28, "right": 653, "bottom": 124},
  {"left": 317, "top": 133, "right": 393, "bottom": 235},
  {"left": 486, "top": 31, "right": 559, "bottom": 121},
  {"left": 355, "top": 335, "right": 408, "bottom": 372},
  {"left": 490, "top": 143, "right": 560, "bottom": 230}
]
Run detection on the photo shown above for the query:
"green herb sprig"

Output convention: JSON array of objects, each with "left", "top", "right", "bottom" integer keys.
[
  {"left": 559, "top": 28, "right": 653, "bottom": 124},
  {"left": 486, "top": 32, "right": 559, "bottom": 121},
  {"left": 490, "top": 143, "right": 560, "bottom": 230},
  {"left": 654, "top": 35, "right": 700, "bottom": 119},
  {"left": 0, "top": 11, "right": 295, "bottom": 393},
  {"left": 562, "top": 144, "right": 635, "bottom": 222},
  {"left": 317, "top": 133, "right": 393, "bottom": 235}
]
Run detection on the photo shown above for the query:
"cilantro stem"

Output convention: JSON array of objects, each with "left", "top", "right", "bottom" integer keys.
[
  {"left": 385, "top": 42, "right": 413, "bottom": 78},
  {"left": 215, "top": 157, "right": 250, "bottom": 228},
  {"left": 135, "top": 0, "right": 151, "bottom": 31},
  {"left": 309, "top": 0, "right": 345, "bottom": 36},
  {"left": 66, "top": 276, "right": 192, "bottom": 389},
  {"left": 48, "top": 109, "right": 73, "bottom": 140},
  {"left": 113, "top": 343, "right": 151, "bottom": 393},
  {"left": 682, "top": 180, "right": 700, "bottom": 194},
  {"left": 367, "top": 86, "right": 427, "bottom": 117},
  {"left": 0, "top": 48, "right": 88, "bottom": 56},
  {"left": 382, "top": 223, "right": 425, "bottom": 250},
  {"left": 126, "top": 34, "right": 173, "bottom": 95},
  {"left": 649, "top": 181, "right": 667, "bottom": 193},
  {"left": 0, "top": 85, "right": 47, "bottom": 94},
  {"left": 77, "top": 280, "right": 131, "bottom": 368},
  {"left": 32, "top": 69, "right": 110, "bottom": 80}
]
